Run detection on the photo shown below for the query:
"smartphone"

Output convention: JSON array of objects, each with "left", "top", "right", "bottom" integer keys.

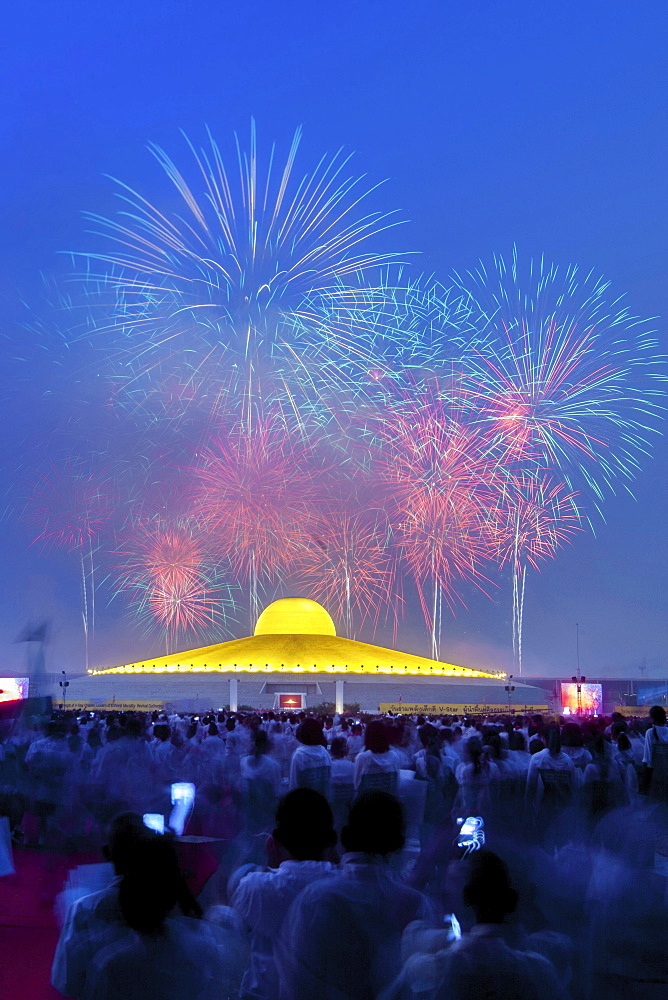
[
  {"left": 169, "top": 782, "right": 196, "bottom": 836},
  {"left": 457, "top": 816, "right": 485, "bottom": 853},
  {"left": 143, "top": 813, "right": 165, "bottom": 834}
]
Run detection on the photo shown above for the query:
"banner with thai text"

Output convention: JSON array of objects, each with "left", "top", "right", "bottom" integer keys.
[
  {"left": 65, "top": 701, "right": 166, "bottom": 712},
  {"left": 379, "top": 702, "right": 549, "bottom": 715}
]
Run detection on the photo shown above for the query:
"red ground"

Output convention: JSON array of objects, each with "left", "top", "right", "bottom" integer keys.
[{"left": 0, "top": 847, "right": 94, "bottom": 1000}]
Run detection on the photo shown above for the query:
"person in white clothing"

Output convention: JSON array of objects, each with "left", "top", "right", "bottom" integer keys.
[
  {"left": 354, "top": 720, "right": 399, "bottom": 793},
  {"left": 386, "top": 850, "right": 560, "bottom": 1000},
  {"left": 79, "top": 833, "right": 241, "bottom": 1000},
  {"left": 52, "top": 813, "right": 203, "bottom": 999},
  {"left": 525, "top": 727, "right": 576, "bottom": 813},
  {"left": 240, "top": 729, "right": 283, "bottom": 837},
  {"left": 642, "top": 705, "right": 668, "bottom": 766},
  {"left": 288, "top": 719, "right": 331, "bottom": 795},
  {"left": 232, "top": 788, "right": 337, "bottom": 1000},
  {"left": 278, "top": 791, "right": 432, "bottom": 1000}
]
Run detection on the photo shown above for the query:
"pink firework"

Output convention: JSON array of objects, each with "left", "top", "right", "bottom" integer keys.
[
  {"left": 373, "top": 396, "right": 499, "bottom": 658},
  {"left": 117, "top": 518, "right": 233, "bottom": 649},
  {"left": 23, "top": 462, "right": 114, "bottom": 670},
  {"left": 297, "top": 511, "right": 396, "bottom": 637},
  {"left": 24, "top": 462, "right": 113, "bottom": 553},
  {"left": 490, "top": 473, "right": 582, "bottom": 573},
  {"left": 488, "top": 472, "right": 582, "bottom": 673},
  {"left": 190, "top": 417, "right": 325, "bottom": 626}
]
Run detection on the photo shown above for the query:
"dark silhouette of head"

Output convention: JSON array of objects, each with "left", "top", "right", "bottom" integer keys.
[
  {"left": 546, "top": 725, "right": 562, "bottom": 757},
  {"left": 561, "top": 723, "right": 583, "bottom": 748},
  {"left": 330, "top": 736, "right": 348, "bottom": 759},
  {"left": 252, "top": 729, "right": 269, "bottom": 755},
  {"left": 296, "top": 718, "right": 325, "bottom": 747},
  {"left": 508, "top": 731, "right": 527, "bottom": 752},
  {"left": 616, "top": 732, "right": 631, "bottom": 753},
  {"left": 341, "top": 791, "right": 405, "bottom": 856},
  {"left": 419, "top": 723, "right": 440, "bottom": 753},
  {"left": 463, "top": 850, "right": 518, "bottom": 924},
  {"left": 272, "top": 789, "right": 336, "bottom": 861},
  {"left": 364, "top": 720, "right": 390, "bottom": 754},
  {"left": 650, "top": 706, "right": 667, "bottom": 726},
  {"left": 465, "top": 737, "right": 484, "bottom": 773},
  {"left": 103, "top": 812, "right": 149, "bottom": 875},
  {"left": 124, "top": 717, "right": 143, "bottom": 739},
  {"left": 118, "top": 835, "right": 188, "bottom": 935}
]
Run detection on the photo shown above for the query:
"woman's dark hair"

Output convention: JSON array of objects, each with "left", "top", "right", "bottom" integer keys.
[
  {"left": 616, "top": 732, "right": 631, "bottom": 753},
  {"left": 186, "top": 723, "right": 197, "bottom": 740},
  {"left": 273, "top": 789, "right": 336, "bottom": 860},
  {"left": 67, "top": 725, "right": 82, "bottom": 754},
  {"left": 419, "top": 723, "right": 441, "bottom": 757},
  {"left": 252, "top": 729, "right": 269, "bottom": 755},
  {"left": 87, "top": 726, "right": 102, "bottom": 751},
  {"left": 546, "top": 726, "right": 562, "bottom": 757},
  {"left": 296, "top": 718, "right": 326, "bottom": 747},
  {"left": 118, "top": 835, "right": 201, "bottom": 935},
  {"left": 508, "top": 731, "right": 527, "bottom": 752},
  {"left": 341, "top": 791, "right": 405, "bottom": 856},
  {"left": 208, "top": 722, "right": 219, "bottom": 737},
  {"left": 561, "top": 723, "right": 583, "bottom": 748},
  {"left": 330, "top": 737, "right": 348, "bottom": 759},
  {"left": 463, "top": 850, "right": 517, "bottom": 921},
  {"left": 364, "top": 720, "right": 390, "bottom": 754},
  {"left": 466, "top": 737, "right": 484, "bottom": 775},
  {"left": 649, "top": 705, "right": 667, "bottom": 727},
  {"left": 485, "top": 734, "right": 503, "bottom": 761}
]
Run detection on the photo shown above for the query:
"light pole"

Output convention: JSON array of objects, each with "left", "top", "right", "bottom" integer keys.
[
  {"left": 571, "top": 668, "right": 586, "bottom": 716},
  {"left": 505, "top": 675, "right": 515, "bottom": 713},
  {"left": 59, "top": 670, "right": 70, "bottom": 710}
]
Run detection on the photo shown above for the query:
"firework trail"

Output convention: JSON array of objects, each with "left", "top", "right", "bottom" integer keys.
[
  {"left": 115, "top": 518, "right": 236, "bottom": 653},
  {"left": 297, "top": 510, "right": 397, "bottom": 638},
  {"left": 452, "top": 249, "right": 665, "bottom": 509},
  {"left": 78, "top": 122, "right": 406, "bottom": 432},
  {"left": 23, "top": 462, "right": 114, "bottom": 669},
  {"left": 373, "top": 393, "right": 499, "bottom": 659},
  {"left": 20, "top": 139, "right": 666, "bottom": 666},
  {"left": 283, "top": 272, "right": 477, "bottom": 416},
  {"left": 488, "top": 473, "right": 582, "bottom": 673},
  {"left": 190, "top": 415, "right": 326, "bottom": 629}
]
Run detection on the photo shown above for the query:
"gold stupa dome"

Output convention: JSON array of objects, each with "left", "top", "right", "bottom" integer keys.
[{"left": 254, "top": 597, "right": 336, "bottom": 637}]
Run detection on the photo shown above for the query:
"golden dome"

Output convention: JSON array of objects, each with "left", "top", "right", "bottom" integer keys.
[{"left": 254, "top": 597, "right": 336, "bottom": 637}]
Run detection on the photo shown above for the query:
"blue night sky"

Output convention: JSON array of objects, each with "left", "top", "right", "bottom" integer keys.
[{"left": 0, "top": 0, "right": 666, "bottom": 679}]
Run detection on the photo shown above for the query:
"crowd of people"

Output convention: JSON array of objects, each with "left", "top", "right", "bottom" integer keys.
[{"left": 2, "top": 703, "right": 668, "bottom": 999}]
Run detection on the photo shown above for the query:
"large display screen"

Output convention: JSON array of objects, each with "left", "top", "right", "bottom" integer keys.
[
  {"left": 560, "top": 682, "right": 602, "bottom": 714},
  {"left": 0, "top": 678, "right": 30, "bottom": 703},
  {"left": 278, "top": 693, "right": 304, "bottom": 710}
]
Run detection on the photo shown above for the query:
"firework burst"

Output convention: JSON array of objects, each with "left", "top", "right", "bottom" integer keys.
[
  {"left": 487, "top": 472, "right": 582, "bottom": 672},
  {"left": 23, "top": 462, "right": 114, "bottom": 669},
  {"left": 297, "top": 510, "right": 396, "bottom": 638},
  {"left": 116, "top": 518, "right": 235, "bottom": 652},
  {"left": 79, "top": 123, "right": 406, "bottom": 428},
  {"left": 452, "top": 249, "right": 665, "bottom": 507},
  {"left": 373, "top": 393, "right": 499, "bottom": 658},
  {"left": 190, "top": 415, "right": 326, "bottom": 628}
]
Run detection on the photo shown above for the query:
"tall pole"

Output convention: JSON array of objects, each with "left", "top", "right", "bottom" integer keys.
[{"left": 59, "top": 670, "right": 69, "bottom": 711}]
